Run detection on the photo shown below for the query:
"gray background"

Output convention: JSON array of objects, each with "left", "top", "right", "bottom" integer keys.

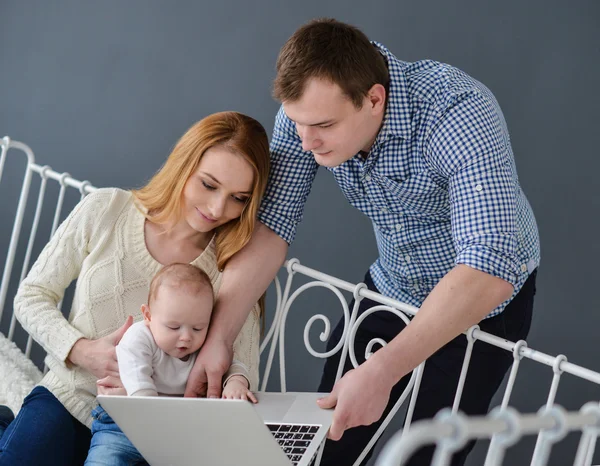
[{"left": 0, "top": 1, "right": 599, "bottom": 464}]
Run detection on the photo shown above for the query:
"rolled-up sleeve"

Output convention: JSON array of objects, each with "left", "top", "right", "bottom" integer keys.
[
  {"left": 427, "top": 91, "right": 520, "bottom": 286},
  {"left": 257, "top": 106, "right": 319, "bottom": 245}
]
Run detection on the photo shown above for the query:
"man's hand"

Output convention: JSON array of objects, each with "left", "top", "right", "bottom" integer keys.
[
  {"left": 317, "top": 359, "right": 394, "bottom": 441},
  {"left": 68, "top": 315, "right": 133, "bottom": 379},
  {"left": 184, "top": 338, "right": 233, "bottom": 398}
]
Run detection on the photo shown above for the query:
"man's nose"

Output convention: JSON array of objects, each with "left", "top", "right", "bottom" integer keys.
[{"left": 299, "top": 126, "right": 321, "bottom": 152}]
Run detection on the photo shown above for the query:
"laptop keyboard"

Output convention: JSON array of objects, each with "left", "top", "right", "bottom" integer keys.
[{"left": 266, "top": 423, "right": 320, "bottom": 465}]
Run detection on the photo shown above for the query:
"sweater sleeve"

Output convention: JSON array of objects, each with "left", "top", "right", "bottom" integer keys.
[
  {"left": 116, "top": 323, "right": 159, "bottom": 397},
  {"left": 13, "top": 189, "right": 114, "bottom": 365},
  {"left": 223, "top": 303, "right": 261, "bottom": 391}
]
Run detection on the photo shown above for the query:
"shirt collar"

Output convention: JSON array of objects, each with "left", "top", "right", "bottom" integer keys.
[{"left": 372, "top": 41, "right": 412, "bottom": 143}]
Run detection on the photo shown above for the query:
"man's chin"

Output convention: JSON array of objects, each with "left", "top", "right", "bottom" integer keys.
[{"left": 313, "top": 152, "right": 344, "bottom": 168}]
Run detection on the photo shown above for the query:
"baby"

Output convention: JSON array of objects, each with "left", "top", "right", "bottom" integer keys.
[
  {"left": 85, "top": 263, "right": 256, "bottom": 465},
  {"left": 117, "top": 262, "right": 254, "bottom": 400}
]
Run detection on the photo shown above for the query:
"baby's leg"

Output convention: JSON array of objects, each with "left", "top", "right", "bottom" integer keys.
[{"left": 84, "top": 405, "right": 148, "bottom": 466}]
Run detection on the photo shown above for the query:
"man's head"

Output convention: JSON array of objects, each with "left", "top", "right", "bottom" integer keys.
[
  {"left": 142, "top": 263, "right": 214, "bottom": 360},
  {"left": 273, "top": 18, "right": 389, "bottom": 167}
]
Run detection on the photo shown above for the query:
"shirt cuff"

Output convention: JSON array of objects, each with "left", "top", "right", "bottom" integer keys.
[
  {"left": 223, "top": 361, "right": 252, "bottom": 390},
  {"left": 455, "top": 245, "right": 520, "bottom": 286},
  {"left": 257, "top": 210, "right": 296, "bottom": 245},
  {"left": 58, "top": 327, "right": 87, "bottom": 368}
]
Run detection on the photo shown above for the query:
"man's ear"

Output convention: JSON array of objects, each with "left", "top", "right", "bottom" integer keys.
[
  {"left": 141, "top": 304, "right": 151, "bottom": 325},
  {"left": 367, "top": 83, "right": 386, "bottom": 115}
]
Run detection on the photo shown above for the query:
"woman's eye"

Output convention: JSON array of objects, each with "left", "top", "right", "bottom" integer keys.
[
  {"left": 202, "top": 181, "right": 216, "bottom": 190},
  {"left": 233, "top": 196, "right": 248, "bottom": 204}
]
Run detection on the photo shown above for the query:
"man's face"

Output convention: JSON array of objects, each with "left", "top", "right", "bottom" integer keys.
[{"left": 283, "top": 78, "right": 385, "bottom": 168}]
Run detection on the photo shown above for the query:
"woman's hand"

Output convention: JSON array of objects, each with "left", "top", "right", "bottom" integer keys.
[
  {"left": 222, "top": 375, "right": 257, "bottom": 403},
  {"left": 96, "top": 375, "right": 127, "bottom": 396},
  {"left": 68, "top": 316, "right": 133, "bottom": 379}
]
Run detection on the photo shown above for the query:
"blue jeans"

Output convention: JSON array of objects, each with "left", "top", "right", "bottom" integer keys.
[
  {"left": 85, "top": 405, "right": 148, "bottom": 466},
  {"left": 0, "top": 386, "right": 91, "bottom": 466},
  {"left": 0, "top": 406, "right": 14, "bottom": 440}
]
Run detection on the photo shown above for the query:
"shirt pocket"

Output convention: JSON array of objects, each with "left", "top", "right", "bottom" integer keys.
[{"left": 380, "top": 171, "right": 449, "bottom": 217}]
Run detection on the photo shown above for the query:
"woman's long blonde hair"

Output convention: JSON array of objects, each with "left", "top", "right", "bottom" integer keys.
[{"left": 133, "top": 111, "right": 270, "bottom": 317}]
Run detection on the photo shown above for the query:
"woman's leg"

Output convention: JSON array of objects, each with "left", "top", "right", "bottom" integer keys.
[
  {"left": 85, "top": 405, "right": 149, "bottom": 466},
  {"left": 0, "top": 386, "right": 91, "bottom": 466},
  {"left": 0, "top": 406, "right": 14, "bottom": 440}
]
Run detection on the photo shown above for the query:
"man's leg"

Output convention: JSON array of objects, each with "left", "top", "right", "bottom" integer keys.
[
  {"left": 0, "top": 386, "right": 92, "bottom": 466},
  {"left": 407, "top": 269, "right": 536, "bottom": 465},
  {"left": 318, "top": 270, "right": 536, "bottom": 466},
  {"left": 318, "top": 271, "right": 413, "bottom": 466}
]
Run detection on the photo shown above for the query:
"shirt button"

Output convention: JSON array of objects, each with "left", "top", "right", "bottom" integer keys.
[
  {"left": 475, "top": 184, "right": 483, "bottom": 192},
  {"left": 520, "top": 264, "right": 528, "bottom": 273},
  {"left": 380, "top": 207, "right": 388, "bottom": 213},
  {"left": 404, "top": 255, "right": 411, "bottom": 263},
  {"left": 364, "top": 174, "right": 372, "bottom": 182},
  {"left": 395, "top": 224, "right": 403, "bottom": 231}
]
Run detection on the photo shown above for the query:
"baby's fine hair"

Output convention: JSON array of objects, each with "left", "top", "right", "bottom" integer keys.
[{"left": 148, "top": 263, "right": 213, "bottom": 306}]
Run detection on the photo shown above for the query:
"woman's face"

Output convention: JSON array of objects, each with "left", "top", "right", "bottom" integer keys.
[{"left": 181, "top": 146, "right": 254, "bottom": 234}]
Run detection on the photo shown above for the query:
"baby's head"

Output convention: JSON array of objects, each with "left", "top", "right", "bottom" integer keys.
[{"left": 142, "top": 263, "right": 214, "bottom": 360}]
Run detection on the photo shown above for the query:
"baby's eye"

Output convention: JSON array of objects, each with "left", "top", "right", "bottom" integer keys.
[
  {"left": 193, "top": 328, "right": 203, "bottom": 332},
  {"left": 167, "top": 326, "right": 180, "bottom": 330}
]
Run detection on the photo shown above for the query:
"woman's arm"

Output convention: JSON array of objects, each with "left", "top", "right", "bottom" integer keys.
[{"left": 14, "top": 189, "right": 128, "bottom": 378}]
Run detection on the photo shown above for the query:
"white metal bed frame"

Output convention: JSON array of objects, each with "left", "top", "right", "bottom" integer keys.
[{"left": 2, "top": 136, "right": 600, "bottom": 465}]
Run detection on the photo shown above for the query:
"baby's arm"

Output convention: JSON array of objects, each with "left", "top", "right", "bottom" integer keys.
[
  {"left": 115, "top": 323, "right": 158, "bottom": 396},
  {"left": 222, "top": 375, "right": 258, "bottom": 403}
]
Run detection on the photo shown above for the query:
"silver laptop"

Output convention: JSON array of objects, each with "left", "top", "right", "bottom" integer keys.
[{"left": 97, "top": 392, "right": 333, "bottom": 466}]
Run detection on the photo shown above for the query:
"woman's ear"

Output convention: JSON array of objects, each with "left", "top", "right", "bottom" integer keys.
[{"left": 141, "top": 304, "right": 151, "bottom": 325}]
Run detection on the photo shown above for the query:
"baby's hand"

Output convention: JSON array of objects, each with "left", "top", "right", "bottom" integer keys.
[{"left": 222, "top": 375, "right": 258, "bottom": 403}]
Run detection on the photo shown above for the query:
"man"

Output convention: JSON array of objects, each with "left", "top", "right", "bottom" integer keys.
[{"left": 188, "top": 18, "right": 539, "bottom": 466}]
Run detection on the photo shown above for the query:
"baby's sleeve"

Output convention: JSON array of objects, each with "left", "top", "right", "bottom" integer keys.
[{"left": 116, "top": 323, "right": 158, "bottom": 396}]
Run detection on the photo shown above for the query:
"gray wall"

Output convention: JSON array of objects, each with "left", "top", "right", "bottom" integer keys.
[{"left": 1, "top": 1, "right": 599, "bottom": 464}]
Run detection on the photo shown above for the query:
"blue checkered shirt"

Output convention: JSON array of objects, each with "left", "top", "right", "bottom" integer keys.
[{"left": 258, "top": 42, "right": 540, "bottom": 317}]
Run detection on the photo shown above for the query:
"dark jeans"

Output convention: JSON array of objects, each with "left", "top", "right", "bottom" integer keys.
[
  {"left": 318, "top": 270, "right": 537, "bottom": 466},
  {"left": 0, "top": 386, "right": 91, "bottom": 466}
]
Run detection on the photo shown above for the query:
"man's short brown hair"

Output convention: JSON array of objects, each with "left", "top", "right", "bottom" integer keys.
[
  {"left": 148, "top": 263, "right": 213, "bottom": 306},
  {"left": 273, "top": 18, "right": 389, "bottom": 108}
]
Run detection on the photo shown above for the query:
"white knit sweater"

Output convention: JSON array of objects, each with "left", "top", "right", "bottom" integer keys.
[{"left": 13, "top": 188, "right": 260, "bottom": 428}]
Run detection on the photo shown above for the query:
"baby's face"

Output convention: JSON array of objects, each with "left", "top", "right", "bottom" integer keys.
[{"left": 144, "top": 285, "right": 213, "bottom": 360}]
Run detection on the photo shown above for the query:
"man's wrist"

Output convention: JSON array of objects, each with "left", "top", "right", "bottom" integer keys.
[{"left": 366, "top": 349, "right": 403, "bottom": 388}]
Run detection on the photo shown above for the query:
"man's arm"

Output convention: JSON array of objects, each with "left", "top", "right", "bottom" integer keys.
[
  {"left": 184, "top": 223, "right": 288, "bottom": 398},
  {"left": 211, "top": 222, "right": 288, "bottom": 344},
  {"left": 185, "top": 106, "right": 317, "bottom": 398},
  {"left": 319, "top": 91, "right": 525, "bottom": 439},
  {"left": 319, "top": 264, "right": 513, "bottom": 439}
]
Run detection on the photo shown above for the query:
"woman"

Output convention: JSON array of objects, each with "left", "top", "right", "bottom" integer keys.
[{"left": 0, "top": 111, "right": 270, "bottom": 465}]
